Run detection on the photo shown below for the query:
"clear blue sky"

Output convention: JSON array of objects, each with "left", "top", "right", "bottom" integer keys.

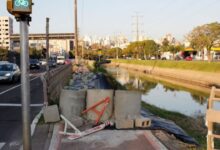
[{"left": 1, "top": 0, "right": 220, "bottom": 41}]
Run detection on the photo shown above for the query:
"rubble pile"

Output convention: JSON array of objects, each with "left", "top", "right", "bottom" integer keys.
[{"left": 64, "top": 71, "right": 105, "bottom": 91}]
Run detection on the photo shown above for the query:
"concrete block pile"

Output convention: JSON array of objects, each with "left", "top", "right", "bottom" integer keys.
[{"left": 58, "top": 87, "right": 151, "bottom": 129}]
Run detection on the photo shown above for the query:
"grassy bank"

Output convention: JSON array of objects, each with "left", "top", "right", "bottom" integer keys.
[
  {"left": 142, "top": 102, "right": 207, "bottom": 149},
  {"left": 112, "top": 59, "right": 220, "bottom": 73}
]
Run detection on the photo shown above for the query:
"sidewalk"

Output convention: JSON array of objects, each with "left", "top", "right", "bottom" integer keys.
[
  {"left": 43, "top": 123, "right": 167, "bottom": 150},
  {"left": 31, "top": 124, "right": 53, "bottom": 150}
]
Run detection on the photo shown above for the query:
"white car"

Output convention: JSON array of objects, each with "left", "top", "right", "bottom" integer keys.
[
  {"left": 0, "top": 62, "right": 21, "bottom": 83},
  {"left": 57, "top": 56, "right": 65, "bottom": 65}
]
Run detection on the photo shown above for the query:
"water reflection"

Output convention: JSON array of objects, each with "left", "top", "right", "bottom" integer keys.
[{"left": 107, "top": 67, "right": 210, "bottom": 117}]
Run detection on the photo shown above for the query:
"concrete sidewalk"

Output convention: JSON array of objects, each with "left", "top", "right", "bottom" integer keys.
[
  {"left": 31, "top": 124, "right": 53, "bottom": 150},
  {"left": 46, "top": 123, "right": 167, "bottom": 150}
]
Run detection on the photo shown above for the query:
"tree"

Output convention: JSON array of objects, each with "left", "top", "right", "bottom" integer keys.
[
  {"left": 167, "top": 45, "right": 184, "bottom": 58},
  {"left": 187, "top": 22, "right": 220, "bottom": 61},
  {"left": 141, "top": 40, "right": 159, "bottom": 59},
  {"left": 161, "top": 38, "right": 170, "bottom": 52},
  {"left": 123, "top": 40, "right": 159, "bottom": 59},
  {"left": 0, "top": 48, "right": 8, "bottom": 61}
]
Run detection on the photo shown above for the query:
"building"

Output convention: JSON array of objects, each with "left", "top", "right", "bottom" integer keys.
[{"left": 0, "top": 16, "right": 13, "bottom": 50}]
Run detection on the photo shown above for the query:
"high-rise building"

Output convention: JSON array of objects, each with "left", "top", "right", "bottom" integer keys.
[{"left": 0, "top": 16, "right": 13, "bottom": 50}]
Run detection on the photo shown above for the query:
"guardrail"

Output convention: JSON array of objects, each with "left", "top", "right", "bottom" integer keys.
[
  {"left": 206, "top": 86, "right": 220, "bottom": 150},
  {"left": 43, "top": 65, "right": 72, "bottom": 103}
]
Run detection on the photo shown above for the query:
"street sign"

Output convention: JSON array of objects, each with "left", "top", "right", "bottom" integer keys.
[{"left": 7, "top": 0, "right": 32, "bottom": 16}]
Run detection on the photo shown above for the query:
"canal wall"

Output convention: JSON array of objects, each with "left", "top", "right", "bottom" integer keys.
[{"left": 105, "top": 62, "right": 220, "bottom": 93}]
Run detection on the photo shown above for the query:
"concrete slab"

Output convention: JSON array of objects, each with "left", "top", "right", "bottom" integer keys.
[
  {"left": 60, "top": 130, "right": 167, "bottom": 150},
  {"left": 114, "top": 90, "right": 141, "bottom": 120},
  {"left": 86, "top": 89, "right": 114, "bottom": 122},
  {"left": 59, "top": 90, "right": 86, "bottom": 127},
  {"left": 43, "top": 105, "right": 60, "bottom": 123}
]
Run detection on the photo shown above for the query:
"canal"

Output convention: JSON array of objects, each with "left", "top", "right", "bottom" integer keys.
[{"left": 106, "top": 67, "right": 220, "bottom": 117}]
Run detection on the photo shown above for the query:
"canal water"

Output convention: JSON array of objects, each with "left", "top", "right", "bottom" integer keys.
[{"left": 106, "top": 67, "right": 220, "bottom": 117}]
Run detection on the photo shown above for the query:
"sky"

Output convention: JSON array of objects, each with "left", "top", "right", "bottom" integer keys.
[{"left": 1, "top": 0, "right": 220, "bottom": 41}]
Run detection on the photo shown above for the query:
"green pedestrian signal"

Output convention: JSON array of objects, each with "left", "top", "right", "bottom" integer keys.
[{"left": 7, "top": 0, "right": 32, "bottom": 17}]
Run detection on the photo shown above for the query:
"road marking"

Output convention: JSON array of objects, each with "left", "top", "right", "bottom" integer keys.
[
  {"left": 31, "top": 109, "right": 43, "bottom": 136},
  {"left": 0, "top": 103, "right": 43, "bottom": 107},
  {"left": 0, "top": 142, "right": 5, "bottom": 149},
  {"left": 0, "top": 76, "right": 39, "bottom": 95}
]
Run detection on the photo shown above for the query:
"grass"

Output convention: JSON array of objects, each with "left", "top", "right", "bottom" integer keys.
[{"left": 112, "top": 59, "right": 220, "bottom": 73}]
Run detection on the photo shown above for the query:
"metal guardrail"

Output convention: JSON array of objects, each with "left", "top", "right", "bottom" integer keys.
[{"left": 43, "top": 64, "right": 72, "bottom": 103}]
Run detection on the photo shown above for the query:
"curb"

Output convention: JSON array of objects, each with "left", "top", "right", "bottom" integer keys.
[{"left": 48, "top": 123, "right": 63, "bottom": 150}]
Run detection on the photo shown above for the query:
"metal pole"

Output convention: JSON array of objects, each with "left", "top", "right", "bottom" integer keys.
[
  {"left": 20, "top": 20, "right": 31, "bottom": 150},
  {"left": 46, "top": 18, "right": 50, "bottom": 72},
  {"left": 74, "top": 0, "right": 78, "bottom": 64}
]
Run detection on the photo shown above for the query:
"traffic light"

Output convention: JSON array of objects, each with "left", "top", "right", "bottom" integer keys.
[{"left": 7, "top": 0, "right": 32, "bottom": 17}]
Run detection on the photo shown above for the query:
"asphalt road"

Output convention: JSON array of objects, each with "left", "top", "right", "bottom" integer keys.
[{"left": 0, "top": 68, "right": 45, "bottom": 150}]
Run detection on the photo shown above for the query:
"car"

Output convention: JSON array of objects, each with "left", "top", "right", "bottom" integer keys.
[
  {"left": 0, "top": 62, "right": 21, "bottom": 83},
  {"left": 185, "top": 56, "right": 193, "bottom": 61},
  {"left": 48, "top": 60, "right": 57, "bottom": 68},
  {"left": 30, "top": 59, "right": 40, "bottom": 69},
  {"left": 64, "top": 59, "right": 72, "bottom": 65},
  {"left": 39, "top": 59, "right": 47, "bottom": 65},
  {"left": 57, "top": 56, "right": 65, "bottom": 65}
]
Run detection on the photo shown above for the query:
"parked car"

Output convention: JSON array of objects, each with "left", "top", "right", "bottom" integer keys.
[
  {"left": 0, "top": 62, "right": 21, "bottom": 83},
  {"left": 185, "top": 56, "right": 193, "bottom": 61},
  {"left": 30, "top": 59, "right": 40, "bottom": 69}
]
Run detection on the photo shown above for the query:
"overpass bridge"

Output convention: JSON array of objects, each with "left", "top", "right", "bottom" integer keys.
[{"left": 10, "top": 33, "right": 75, "bottom": 40}]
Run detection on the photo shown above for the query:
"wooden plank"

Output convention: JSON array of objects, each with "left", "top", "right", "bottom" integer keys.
[
  {"left": 208, "top": 87, "right": 216, "bottom": 109},
  {"left": 212, "top": 134, "right": 220, "bottom": 139},
  {"left": 206, "top": 110, "right": 220, "bottom": 123},
  {"left": 212, "top": 98, "right": 220, "bottom": 101}
]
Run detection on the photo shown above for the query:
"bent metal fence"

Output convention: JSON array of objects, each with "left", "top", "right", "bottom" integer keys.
[{"left": 41, "top": 64, "right": 72, "bottom": 104}]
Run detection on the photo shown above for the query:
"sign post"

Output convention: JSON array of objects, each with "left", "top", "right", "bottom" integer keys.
[{"left": 7, "top": 0, "right": 32, "bottom": 149}]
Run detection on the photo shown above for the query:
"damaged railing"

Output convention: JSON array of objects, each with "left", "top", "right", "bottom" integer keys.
[{"left": 206, "top": 86, "right": 220, "bottom": 150}]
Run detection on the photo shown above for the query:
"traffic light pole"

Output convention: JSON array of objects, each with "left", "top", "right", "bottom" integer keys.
[
  {"left": 46, "top": 18, "right": 49, "bottom": 72},
  {"left": 20, "top": 17, "right": 31, "bottom": 150}
]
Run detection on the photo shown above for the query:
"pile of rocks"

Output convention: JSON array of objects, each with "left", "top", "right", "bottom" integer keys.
[{"left": 64, "top": 72, "right": 101, "bottom": 91}]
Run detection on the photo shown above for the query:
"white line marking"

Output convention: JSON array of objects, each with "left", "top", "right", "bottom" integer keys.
[
  {"left": 20, "top": 108, "right": 44, "bottom": 150},
  {"left": 0, "top": 142, "right": 5, "bottom": 149},
  {"left": 0, "top": 103, "right": 44, "bottom": 107},
  {"left": 31, "top": 109, "right": 43, "bottom": 136},
  {"left": 0, "top": 76, "right": 39, "bottom": 95}
]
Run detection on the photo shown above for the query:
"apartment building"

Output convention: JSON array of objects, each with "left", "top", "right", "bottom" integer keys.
[{"left": 0, "top": 16, "right": 13, "bottom": 50}]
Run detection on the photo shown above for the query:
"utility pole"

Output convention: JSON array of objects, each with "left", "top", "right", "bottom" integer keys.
[
  {"left": 74, "top": 0, "right": 79, "bottom": 63},
  {"left": 46, "top": 18, "right": 49, "bottom": 72}
]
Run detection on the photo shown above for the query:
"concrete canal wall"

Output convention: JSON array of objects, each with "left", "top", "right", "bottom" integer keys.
[{"left": 105, "top": 62, "right": 220, "bottom": 93}]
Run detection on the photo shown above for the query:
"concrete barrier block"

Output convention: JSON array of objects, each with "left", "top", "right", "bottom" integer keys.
[
  {"left": 86, "top": 89, "right": 114, "bottom": 122},
  {"left": 43, "top": 105, "right": 60, "bottom": 123},
  {"left": 135, "top": 117, "right": 151, "bottom": 128},
  {"left": 59, "top": 90, "right": 86, "bottom": 127},
  {"left": 115, "top": 119, "right": 134, "bottom": 129},
  {"left": 114, "top": 90, "right": 141, "bottom": 120}
]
